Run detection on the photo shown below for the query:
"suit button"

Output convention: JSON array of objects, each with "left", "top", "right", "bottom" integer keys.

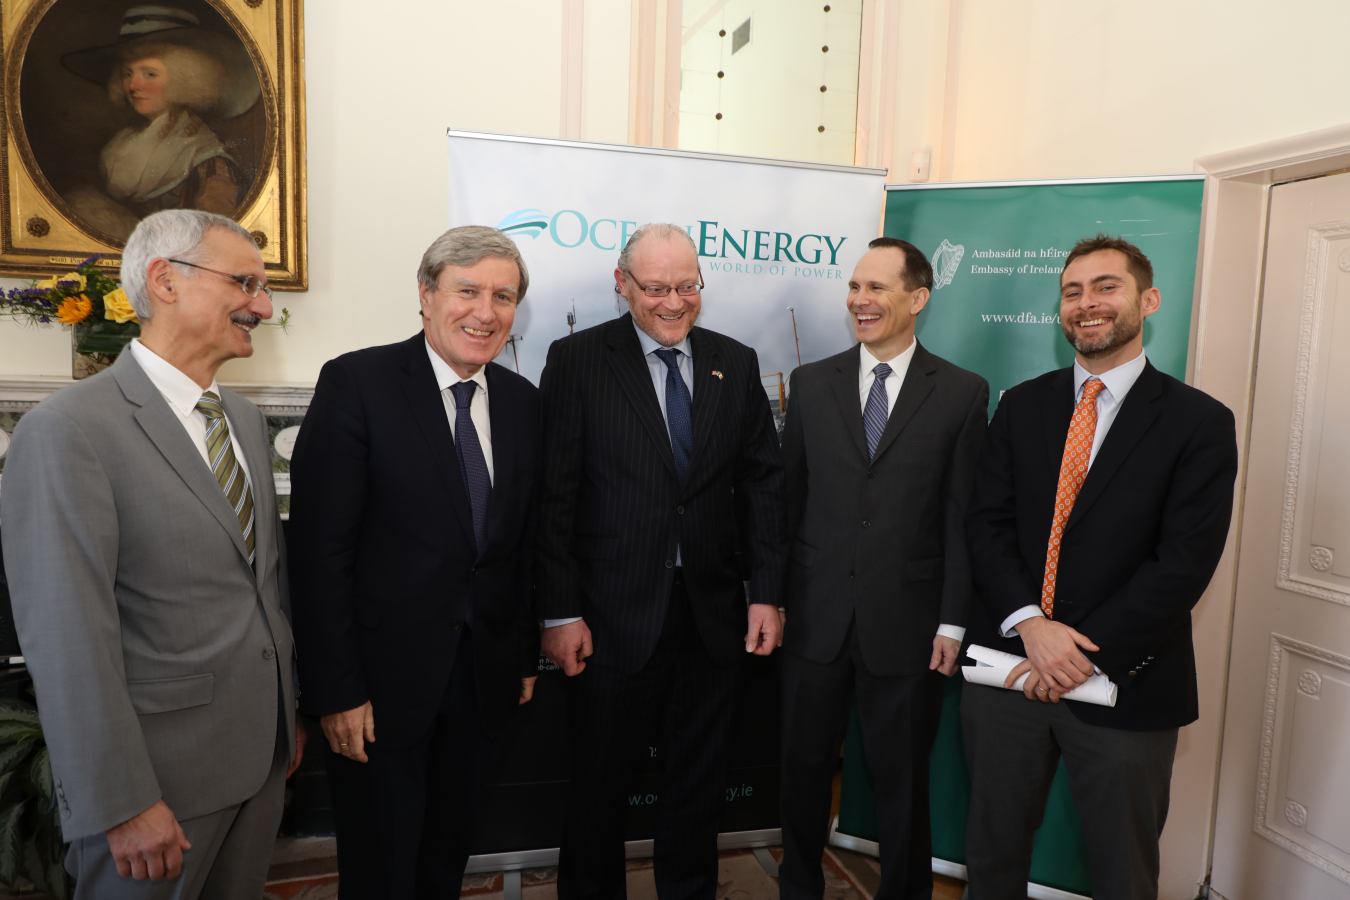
[
  {"left": 666, "top": 560, "right": 674, "bottom": 568},
  {"left": 470, "top": 567, "right": 477, "bottom": 577},
  {"left": 1128, "top": 669, "right": 1138, "bottom": 677},
  {"left": 848, "top": 571, "right": 854, "bottom": 579},
  {"left": 263, "top": 646, "right": 276, "bottom": 660},
  {"left": 867, "top": 471, "right": 876, "bottom": 479},
  {"left": 677, "top": 506, "right": 685, "bottom": 515},
  {"left": 861, "top": 520, "right": 871, "bottom": 528}
]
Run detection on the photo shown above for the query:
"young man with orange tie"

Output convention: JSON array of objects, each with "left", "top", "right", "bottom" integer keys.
[{"left": 962, "top": 235, "right": 1239, "bottom": 900}]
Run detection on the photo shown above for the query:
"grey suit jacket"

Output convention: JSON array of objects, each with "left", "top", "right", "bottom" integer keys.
[
  {"left": 0, "top": 351, "right": 296, "bottom": 841},
  {"left": 781, "top": 341, "right": 989, "bottom": 676}
]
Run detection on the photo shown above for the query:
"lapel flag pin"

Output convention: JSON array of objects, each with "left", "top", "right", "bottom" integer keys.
[{"left": 711, "top": 370, "right": 724, "bottom": 380}]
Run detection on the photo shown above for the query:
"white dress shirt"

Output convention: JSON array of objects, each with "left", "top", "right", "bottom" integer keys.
[
  {"left": 999, "top": 350, "right": 1149, "bottom": 637},
  {"left": 544, "top": 321, "right": 695, "bottom": 629},
  {"left": 128, "top": 339, "right": 254, "bottom": 489},
  {"left": 858, "top": 339, "right": 916, "bottom": 419},
  {"left": 426, "top": 340, "right": 494, "bottom": 484},
  {"left": 858, "top": 339, "right": 964, "bottom": 644}
]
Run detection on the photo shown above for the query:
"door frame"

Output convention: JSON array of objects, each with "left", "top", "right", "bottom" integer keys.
[{"left": 1157, "top": 123, "right": 1350, "bottom": 899}]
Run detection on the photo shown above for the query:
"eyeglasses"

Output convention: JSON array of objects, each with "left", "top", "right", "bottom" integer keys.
[
  {"left": 168, "top": 259, "right": 271, "bottom": 299},
  {"left": 624, "top": 270, "right": 704, "bottom": 298}
]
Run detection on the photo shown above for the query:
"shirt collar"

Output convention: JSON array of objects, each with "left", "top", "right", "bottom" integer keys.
[
  {"left": 859, "top": 338, "right": 917, "bottom": 376},
  {"left": 633, "top": 317, "right": 692, "bottom": 360},
  {"left": 128, "top": 338, "right": 221, "bottom": 417},
  {"left": 426, "top": 339, "right": 489, "bottom": 396},
  {"left": 1073, "top": 349, "right": 1148, "bottom": 402}
]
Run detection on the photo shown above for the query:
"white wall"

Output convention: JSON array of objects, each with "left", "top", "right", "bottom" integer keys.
[{"left": 6, "top": 0, "right": 1346, "bottom": 382}]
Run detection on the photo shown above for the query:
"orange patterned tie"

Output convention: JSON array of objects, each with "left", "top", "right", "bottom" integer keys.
[{"left": 1040, "top": 378, "right": 1106, "bottom": 618}]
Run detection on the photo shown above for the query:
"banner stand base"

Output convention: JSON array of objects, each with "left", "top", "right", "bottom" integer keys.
[{"left": 826, "top": 818, "right": 1091, "bottom": 900}]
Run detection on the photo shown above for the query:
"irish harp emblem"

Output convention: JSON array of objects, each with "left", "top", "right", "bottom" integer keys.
[{"left": 932, "top": 240, "right": 964, "bottom": 290}]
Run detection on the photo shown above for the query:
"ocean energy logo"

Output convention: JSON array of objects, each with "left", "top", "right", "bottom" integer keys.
[
  {"left": 497, "top": 209, "right": 549, "bottom": 239},
  {"left": 933, "top": 239, "right": 964, "bottom": 289}
]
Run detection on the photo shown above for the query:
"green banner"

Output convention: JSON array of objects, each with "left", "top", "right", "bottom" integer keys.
[{"left": 835, "top": 177, "right": 1205, "bottom": 898}]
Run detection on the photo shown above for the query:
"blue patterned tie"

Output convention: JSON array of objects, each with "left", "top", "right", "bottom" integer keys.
[
  {"left": 654, "top": 348, "right": 693, "bottom": 485},
  {"left": 863, "top": 362, "right": 893, "bottom": 459},
  {"left": 450, "top": 382, "right": 490, "bottom": 567}
]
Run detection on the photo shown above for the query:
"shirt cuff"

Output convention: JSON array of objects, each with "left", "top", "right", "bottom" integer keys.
[
  {"left": 936, "top": 624, "right": 966, "bottom": 642},
  {"left": 544, "top": 617, "right": 583, "bottom": 628},
  {"left": 1000, "top": 605, "right": 1044, "bottom": 638}
]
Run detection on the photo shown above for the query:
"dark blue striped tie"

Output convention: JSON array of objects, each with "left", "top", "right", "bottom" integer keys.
[
  {"left": 863, "top": 362, "right": 892, "bottom": 459},
  {"left": 654, "top": 348, "right": 693, "bottom": 485},
  {"left": 450, "top": 382, "right": 490, "bottom": 565}
]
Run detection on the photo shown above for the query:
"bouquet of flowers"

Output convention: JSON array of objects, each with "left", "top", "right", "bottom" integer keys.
[
  {"left": 0, "top": 255, "right": 135, "bottom": 329},
  {"left": 0, "top": 256, "right": 139, "bottom": 377}
]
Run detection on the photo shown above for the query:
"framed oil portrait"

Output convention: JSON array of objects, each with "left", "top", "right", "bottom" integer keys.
[{"left": 0, "top": 0, "right": 306, "bottom": 289}]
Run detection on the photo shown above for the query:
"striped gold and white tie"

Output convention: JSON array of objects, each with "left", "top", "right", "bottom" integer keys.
[{"left": 196, "top": 392, "right": 256, "bottom": 566}]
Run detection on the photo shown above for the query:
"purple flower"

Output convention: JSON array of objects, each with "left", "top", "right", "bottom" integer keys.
[
  {"left": 77, "top": 254, "right": 102, "bottom": 270},
  {"left": 38, "top": 316, "right": 51, "bottom": 323}
]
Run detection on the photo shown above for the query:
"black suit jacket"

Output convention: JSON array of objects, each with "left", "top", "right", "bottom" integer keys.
[
  {"left": 781, "top": 342, "right": 989, "bottom": 676},
  {"left": 965, "top": 360, "right": 1238, "bottom": 730},
  {"left": 535, "top": 314, "right": 786, "bottom": 674},
  {"left": 288, "top": 333, "right": 542, "bottom": 746}
]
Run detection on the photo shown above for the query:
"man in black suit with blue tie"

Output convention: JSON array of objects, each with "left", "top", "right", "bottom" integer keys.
[
  {"left": 288, "top": 226, "right": 543, "bottom": 897},
  {"left": 537, "top": 224, "right": 787, "bottom": 900}
]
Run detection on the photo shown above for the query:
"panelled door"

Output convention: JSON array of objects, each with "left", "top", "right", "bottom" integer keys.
[{"left": 1210, "top": 170, "right": 1350, "bottom": 899}]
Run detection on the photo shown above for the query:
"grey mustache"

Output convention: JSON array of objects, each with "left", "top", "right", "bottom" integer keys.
[{"left": 231, "top": 312, "right": 262, "bottom": 327}]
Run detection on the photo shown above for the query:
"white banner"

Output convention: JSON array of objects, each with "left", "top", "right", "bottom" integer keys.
[{"left": 447, "top": 131, "right": 887, "bottom": 387}]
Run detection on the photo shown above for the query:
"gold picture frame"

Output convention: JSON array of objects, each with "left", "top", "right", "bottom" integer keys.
[{"left": 0, "top": 0, "right": 306, "bottom": 289}]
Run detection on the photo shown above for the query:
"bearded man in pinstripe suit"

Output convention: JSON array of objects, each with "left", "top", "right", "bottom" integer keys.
[{"left": 537, "top": 224, "right": 787, "bottom": 900}]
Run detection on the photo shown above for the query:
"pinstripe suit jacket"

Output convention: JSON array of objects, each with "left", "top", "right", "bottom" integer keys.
[{"left": 536, "top": 314, "right": 786, "bottom": 674}]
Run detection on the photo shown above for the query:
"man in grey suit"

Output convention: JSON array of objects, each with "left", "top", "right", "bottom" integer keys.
[
  {"left": 777, "top": 238, "right": 989, "bottom": 900},
  {"left": 0, "top": 209, "right": 304, "bottom": 898}
]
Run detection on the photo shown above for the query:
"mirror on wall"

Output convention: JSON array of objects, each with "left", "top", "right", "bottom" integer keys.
[{"left": 679, "top": 0, "right": 863, "bottom": 165}]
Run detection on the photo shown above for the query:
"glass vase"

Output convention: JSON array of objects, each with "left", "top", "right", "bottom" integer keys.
[{"left": 72, "top": 320, "right": 139, "bottom": 380}]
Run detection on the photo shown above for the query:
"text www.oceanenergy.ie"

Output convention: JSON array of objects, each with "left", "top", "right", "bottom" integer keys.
[{"left": 980, "top": 312, "right": 1062, "bottom": 323}]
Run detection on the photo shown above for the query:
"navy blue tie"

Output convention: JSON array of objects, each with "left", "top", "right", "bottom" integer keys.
[
  {"left": 863, "top": 362, "right": 892, "bottom": 459},
  {"left": 654, "top": 348, "right": 693, "bottom": 485},
  {"left": 450, "top": 382, "right": 491, "bottom": 564}
]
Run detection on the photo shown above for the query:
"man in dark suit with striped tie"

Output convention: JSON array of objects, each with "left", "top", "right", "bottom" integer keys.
[
  {"left": 288, "top": 227, "right": 543, "bottom": 897},
  {"left": 537, "top": 223, "right": 787, "bottom": 900},
  {"left": 777, "top": 238, "right": 989, "bottom": 900}
]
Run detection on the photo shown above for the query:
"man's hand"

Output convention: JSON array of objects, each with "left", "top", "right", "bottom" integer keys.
[
  {"left": 287, "top": 721, "right": 308, "bottom": 778},
  {"left": 745, "top": 604, "right": 783, "bottom": 656},
  {"left": 520, "top": 676, "right": 538, "bottom": 704},
  {"left": 929, "top": 635, "right": 962, "bottom": 676},
  {"left": 106, "top": 799, "right": 191, "bottom": 881},
  {"left": 1010, "top": 617, "right": 1099, "bottom": 697},
  {"left": 542, "top": 620, "right": 593, "bottom": 676},
  {"left": 321, "top": 701, "right": 376, "bottom": 763}
]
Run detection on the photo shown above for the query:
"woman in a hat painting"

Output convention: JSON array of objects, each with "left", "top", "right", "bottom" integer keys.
[{"left": 60, "top": 6, "right": 261, "bottom": 241}]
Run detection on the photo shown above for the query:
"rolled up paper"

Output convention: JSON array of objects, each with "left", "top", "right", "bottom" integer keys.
[{"left": 962, "top": 644, "right": 1117, "bottom": 707}]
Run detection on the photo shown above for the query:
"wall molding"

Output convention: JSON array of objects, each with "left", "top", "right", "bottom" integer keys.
[{"left": 0, "top": 377, "right": 314, "bottom": 415}]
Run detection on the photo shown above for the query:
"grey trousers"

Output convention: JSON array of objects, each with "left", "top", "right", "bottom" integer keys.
[
  {"left": 961, "top": 683, "right": 1178, "bottom": 900},
  {"left": 65, "top": 728, "right": 289, "bottom": 900}
]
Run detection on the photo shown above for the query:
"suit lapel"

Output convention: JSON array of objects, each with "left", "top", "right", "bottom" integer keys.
[
  {"left": 688, "top": 328, "right": 723, "bottom": 467},
  {"left": 606, "top": 315, "right": 678, "bottom": 479},
  {"left": 221, "top": 389, "right": 275, "bottom": 583},
  {"left": 484, "top": 363, "right": 514, "bottom": 553},
  {"left": 870, "top": 342, "right": 937, "bottom": 464},
  {"left": 1039, "top": 368, "right": 1076, "bottom": 474},
  {"left": 112, "top": 354, "right": 251, "bottom": 565},
  {"left": 1065, "top": 362, "right": 1164, "bottom": 531},
  {"left": 828, "top": 345, "right": 869, "bottom": 462},
  {"left": 399, "top": 335, "right": 477, "bottom": 549}
]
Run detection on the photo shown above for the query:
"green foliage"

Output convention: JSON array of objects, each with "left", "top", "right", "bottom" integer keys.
[{"left": 0, "top": 700, "right": 70, "bottom": 898}]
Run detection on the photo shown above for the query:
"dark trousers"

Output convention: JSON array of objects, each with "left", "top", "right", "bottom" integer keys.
[
  {"left": 327, "top": 628, "right": 496, "bottom": 899},
  {"left": 777, "top": 622, "right": 945, "bottom": 900},
  {"left": 961, "top": 683, "right": 1179, "bottom": 900},
  {"left": 557, "top": 575, "right": 747, "bottom": 900}
]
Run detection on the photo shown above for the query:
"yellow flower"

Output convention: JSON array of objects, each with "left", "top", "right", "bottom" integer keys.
[
  {"left": 103, "top": 288, "right": 138, "bottom": 324},
  {"left": 56, "top": 295, "right": 92, "bottom": 325},
  {"left": 35, "top": 272, "right": 85, "bottom": 292}
]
